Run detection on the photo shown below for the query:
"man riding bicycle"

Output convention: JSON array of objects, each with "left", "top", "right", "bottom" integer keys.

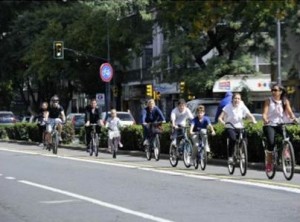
[
  {"left": 47, "top": 95, "right": 66, "bottom": 142},
  {"left": 141, "top": 99, "right": 165, "bottom": 146},
  {"left": 85, "top": 98, "right": 103, "bottom": 152},
  {"left": 170, "top": 99, "right": 194, "bottom": 148}
]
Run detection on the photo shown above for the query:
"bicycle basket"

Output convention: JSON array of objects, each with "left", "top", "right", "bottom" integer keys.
[{"left": 152, "top": 125, "right": 163, "bottom": 134}]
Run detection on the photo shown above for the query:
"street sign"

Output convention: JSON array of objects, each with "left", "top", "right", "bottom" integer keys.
[
  {"left": 96, "top": 93, "right": 105, "bottom": 106},
  {"left": 99, "top": 63, "right": 113, "bottom": 82}
]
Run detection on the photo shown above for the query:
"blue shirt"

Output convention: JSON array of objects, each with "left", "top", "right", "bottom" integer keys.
[
  {"left": 141, "top": 106, "right": 165, "bottom": 124},
  {"left": 191, "top": 116, "right": 211, "bottom": 132}
]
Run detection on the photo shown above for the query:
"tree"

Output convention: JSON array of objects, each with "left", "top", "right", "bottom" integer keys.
[{"left": 151, "top": 0, "right": 299, "bottom": 96}]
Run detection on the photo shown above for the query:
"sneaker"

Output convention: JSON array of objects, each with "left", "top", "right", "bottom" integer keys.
[
  {"left": 38, "top": 143, "right": 44, "bottom": 147},
  {"left": 266, "top": 163, "right": 273, "bottom": 173},
  {"left": 119, "top": 142, "right": 123, "bottom": 148},
  {"left": 143, "top": 139, "right": 149, "bottom": 146},
  {"left": 228, "top": 157, "right": 234, "bottom": 163},
  {"left": 58, "top": 136, "right": 63, "bottom": 142}
]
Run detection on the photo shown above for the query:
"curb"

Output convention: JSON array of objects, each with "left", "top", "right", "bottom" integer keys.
[{"left": 2, "top": 140, "right": 299, "bottom": 174}]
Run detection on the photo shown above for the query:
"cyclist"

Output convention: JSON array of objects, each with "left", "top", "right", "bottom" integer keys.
[
  {"left": 170, "top": 99, "right": 194, "bottom": 147},
  {"left": 141, "top": 99, "right": 165, "bottom": 146},
  {"left": 37, "top": 101, "right": 49, "bottom": 147},
  {"left": 218, "top": 93, "right": 256, "bottom": 163},
  {"left": 105, "top": 109, "right": 122, "bottom": 156},
  {"left": 85, "top": 98, "right": 103, "bottom": 152},
  {"left": 190, "top": 105, "right": 216, "bottom": 155},
  {"left": 262, "top": 83, "right": 297, "bottom": 172},
  {"left": 48, "top": 95, "right": 66, "bottom": 142}
]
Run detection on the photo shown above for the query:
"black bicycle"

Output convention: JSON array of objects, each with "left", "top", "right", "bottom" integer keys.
[
  {"left": 225, "top": 122, "right": 248, "bottom": 176},
  {"left": 169, "top": 126, "right": 193, "bottom": 168},
  {"left": 262, "top": 123, "right": 296, "bottom": 181},
  {"left": 88, "top": 124, "right": 99, "bottom": 157},
  {"left": 144, "top": 122, "right": 162, "bottom": 161}
]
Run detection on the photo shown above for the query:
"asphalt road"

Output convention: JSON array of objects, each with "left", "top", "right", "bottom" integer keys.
[{"left": 0, "top": 142, "right": 299, "bottom": 222}]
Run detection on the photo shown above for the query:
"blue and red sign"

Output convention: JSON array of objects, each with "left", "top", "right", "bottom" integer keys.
[{"left": 99, "top": 63, "right": 113, "bottom": 82}]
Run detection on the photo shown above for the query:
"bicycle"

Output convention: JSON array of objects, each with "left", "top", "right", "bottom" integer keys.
[
  {"left": 88, "top": 123, "right": 99, "bottom": 157},
  {"left": 262, "top": 122, "right": 296, "bottom": 181},
  {"left": 44, "top": 120, "right": 59, "bottom": 155},
  {"left": 225, "top": 122, "right": 248, "bottom": 176},
  {"left": 193, "top": 129, "right": 209, "bottom": 170},
  {"left": 169, "top": 126, "right": 193, "bottom": 168},
  {"left": 108, "top": 130, "right": 120, "bottom": 159},
  {"left": 144, "top": 122, "right": 163, "bottom": 161}
]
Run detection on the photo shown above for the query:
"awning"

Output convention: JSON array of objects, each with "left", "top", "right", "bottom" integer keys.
[{"left": 213, "top": 74, "right": 271, "bottom": 93}]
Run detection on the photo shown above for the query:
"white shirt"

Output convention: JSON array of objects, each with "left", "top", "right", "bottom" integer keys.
[
  {"left": 170, "top": 107, "right": 194, "bottom": 127},
  {"left": 106, "top": 117, "right": 121, "bottom": 132},
  {"left": 267, "top": 97, "right": 286, "bottom": 125},
  {"left": 223, "top": 102, "right": 250, "bottom": 128}
]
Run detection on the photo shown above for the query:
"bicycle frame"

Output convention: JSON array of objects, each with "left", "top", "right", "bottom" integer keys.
[{"left": 145, "top": 122, "right": 162, "bottom": 161}]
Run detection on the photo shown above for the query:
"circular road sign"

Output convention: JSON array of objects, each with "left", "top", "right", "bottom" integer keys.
[{"left": 99, "top": 63, "right": 113, "bottom": 82}]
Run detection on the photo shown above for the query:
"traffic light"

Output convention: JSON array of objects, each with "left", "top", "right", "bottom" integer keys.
[
  {"left": 53, "top": 41, "right": 64, "bottom": 59},
  {"left": 154, "top": 91, "right": 161, "bottom": 100},
  {"left": 180, "top": 81, "right": 185, "bottom": 93},
  {"left": 146, "top": 84, "right": 153, "bottom": 97}
]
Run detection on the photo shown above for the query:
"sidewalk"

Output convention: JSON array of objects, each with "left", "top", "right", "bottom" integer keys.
[{"left": 2, "top": 140, "right": 300, "bottom": 174}]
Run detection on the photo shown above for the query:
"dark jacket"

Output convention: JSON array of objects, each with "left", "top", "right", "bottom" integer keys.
[{"left": 141, "top": 106, "right": 165, "bottom": 124}]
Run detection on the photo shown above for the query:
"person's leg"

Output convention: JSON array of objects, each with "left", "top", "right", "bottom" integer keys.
[
  {"left": 200, "top": 129, "right": 209, "bottom": 152},
  {"left": 85, "top": 126, "right": 91, "bottom": 151},
  {"left": 191, "top": 134, "right": 199, "bottom": 159},
  {"left": 226, "top": 128, "right": 237, "bottom": 159}
]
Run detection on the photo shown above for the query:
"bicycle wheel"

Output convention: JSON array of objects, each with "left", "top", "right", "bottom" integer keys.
[
  {"left": 169, "top": 143, "right": 178, "bottom": 167},
  {"left": 94, "top": 134, "right": 99, "bottom": 157},
  {"left": 193, "top": 147, "right": 199, "bottom": 170},
  {"left": 52, "top": 132, "right": 58, "bottom": 154},
  {"left": 282, "top": 141, "right": 295, "bottom": 181},
  {"left": 228, "top": 144, "right": 235, "bottom": 175},
  {"left": 153, "top": 134, "right": 160, "bottom": 161},
  {"left": 239, "top": 140, "right": 248, "bottom": 176},
  {"left": 199, "top": 147, "right": 207, "bottom": 171},
  {"left": 183, "top": 140, "right": 192, "bottom": 168}
]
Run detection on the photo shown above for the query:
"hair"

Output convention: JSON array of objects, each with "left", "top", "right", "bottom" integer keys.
[
  {"left": 177, "top": 98, "right": 186, "bottom": 105},
  {"left": 51, "top": 95, "right": 59, "bottom": 101},
  {"left": 147, "top": 99, "right": 155, "bottom": 106},
  {"left": 90, "top": 98, "right": 97, "bottom": 103},
  {"left": 196, "top": 105, "right": 205, "bottom": 113},
  {"left": 271, "top": 83, "right": 288, "bottom": 110}
]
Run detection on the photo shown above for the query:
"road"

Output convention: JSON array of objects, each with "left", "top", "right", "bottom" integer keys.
[{"left": 0, "top": 142, "right": 299, "bottom": 222}]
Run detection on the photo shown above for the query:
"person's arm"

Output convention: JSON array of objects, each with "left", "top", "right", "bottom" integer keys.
[
  {"left": 218, "top": 111, "right": 226, "bottom": 125},
  {"left": 156, "top": 107, "right": 166, "bottom": 122},
  {"left": 262, "top": 99, "right": 269, "bottom": 125},
  {"left": 208, "top": 123, "right": 216, "bottom": 135},
  {"left": 170, "top": 109, "right": 177, "bottom": 128},
  {"left": 246, "top": 112, "right": 257, "bottom": 124},
  {"left": 141, "top": 109, "right": 147, "bottom": 125},
  {"left": 189, "top": 120, "right": 195, "bottom": 135},
  {"left": 60, "top": 110, "right": 66, "bottom": 123},
  {"left": 285, "top": 99, "right": 296, "bottom": 121}
]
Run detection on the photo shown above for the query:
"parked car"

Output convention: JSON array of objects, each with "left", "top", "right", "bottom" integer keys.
[
  {"left": 101, "top": 111, "right": 136, "bottom": 127},
  {"left": 0, "top": 111, "right": 17, "bottom": 125},
  {"left": 252, "top": 113, "right": 263, "bottom": 121},
  {"left": 66, "top": 113, "right": 85, "bottom": 133},
  {"left": 186, "top": 98, "right": 220, "bottom": 124}
]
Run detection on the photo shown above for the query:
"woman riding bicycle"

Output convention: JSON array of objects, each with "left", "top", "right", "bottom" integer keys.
[
  {"left": 85, "top": 98, "right": 103, "bottom": 152},
  {"left": 105, "top": 109, "right": 122, "bottom": 157},
  {"left": 141, "top": 99, "right": 165, "bottom": 146},
  {"left": 218, "top": 93, "right": 257, "bottom": 163},
  {"left": 262, "top": 83, "right": 297, "bottom": 172}
]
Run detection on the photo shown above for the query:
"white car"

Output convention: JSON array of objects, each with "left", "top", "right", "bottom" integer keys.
[{"left": 101, "top": 111, "right": 136, "bottom": 127}]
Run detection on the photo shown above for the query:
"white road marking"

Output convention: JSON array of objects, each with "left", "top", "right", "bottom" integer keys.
[
  {"left": 19, "top": 180, "right": 174, "bottom": 222},
  {"left": 5, "top": 176, "right": 16, "bottom": 180},
  {"left": 1, "top": 147, "right": 300, "bottom": 194},
  {"left": 40, "top": 199, "right": 80, "bottom": 204}
]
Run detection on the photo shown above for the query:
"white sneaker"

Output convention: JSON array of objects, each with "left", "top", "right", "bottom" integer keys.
[
  {"left": 228, "top": 157, "right": 234, "bottom": 163},
  {"left": 119, "top": 142, "right": 123, "bottom": 148},
  {"left": 38, "top": 143, "right": 44, "bottom": 147},
  {"left": 143, "top": 139, "right": 149, "bottom": 146},
  {"left": 171, "top": 140, "right": 176, "bottom": 147}
]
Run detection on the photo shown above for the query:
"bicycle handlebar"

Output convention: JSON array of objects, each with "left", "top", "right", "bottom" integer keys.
[{"left": 225, "top": 122, "right": 245, "bottom": 130}]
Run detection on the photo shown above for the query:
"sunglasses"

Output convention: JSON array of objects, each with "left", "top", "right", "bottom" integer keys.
[
  {"left": 271, "top": 89, "right": 280, "bottom": 92},
  {"left": 52, "top": 100, "right": 59, "bottom": 102}
]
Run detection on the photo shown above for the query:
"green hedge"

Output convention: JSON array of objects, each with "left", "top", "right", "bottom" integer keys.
[{"left": 1, "top": 122, "right": 74, "bottom": 144}]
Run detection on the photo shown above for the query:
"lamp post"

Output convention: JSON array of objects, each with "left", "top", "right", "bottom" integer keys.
[{"left": 276, "top": 18, "right": 282, "bottom": 85}]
